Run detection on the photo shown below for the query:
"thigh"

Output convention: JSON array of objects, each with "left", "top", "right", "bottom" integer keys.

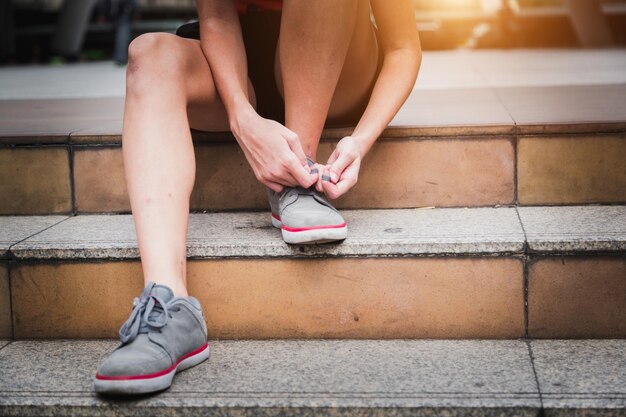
[
  {"left": 160, "top": 30, "right": 255, "bottom": 132},
  {"left": 327, "top": 0, "right": 380, "bottom": 124}
]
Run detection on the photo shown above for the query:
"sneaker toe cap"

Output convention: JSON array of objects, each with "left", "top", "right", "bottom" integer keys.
[
  {"left": 282, "top": 206, "right": 345, "bottom": 228},
  {"left": 97, "top": 343, "right": 171, "bottom": 378}
]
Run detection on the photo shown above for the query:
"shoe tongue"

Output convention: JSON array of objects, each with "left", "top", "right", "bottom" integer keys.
[{"left": 146, "top": 283, "right": 174, "bottom": 303}]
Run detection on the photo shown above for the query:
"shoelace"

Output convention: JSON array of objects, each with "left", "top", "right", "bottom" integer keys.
[
  {"left": 297, "top": 186, "right": 334, "bottom": 205},
  {"left": 280, "top": 186, "right": 314, "bottom": 204},
  {"left": 118, "top": 287, "right": 171, "bottom": 344},
  {"left": 306, "top": 156, "right": 319, "bottom": 175}
]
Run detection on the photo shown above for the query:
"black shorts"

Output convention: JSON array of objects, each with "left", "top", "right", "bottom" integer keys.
[{"left": 176, "top": 7, "right": 381, "bottom": 126}]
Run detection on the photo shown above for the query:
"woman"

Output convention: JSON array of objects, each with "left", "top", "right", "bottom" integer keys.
[{"left": 94, "top": 0, "right": 421, "bottom": 395}]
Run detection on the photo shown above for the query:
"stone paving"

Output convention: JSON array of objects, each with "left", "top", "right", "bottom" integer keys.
[
  {"left": 0, "top": 49, "right": 625, "bottom": 140},
  {"left": 0, "top": 339, "right": 624, "bottom": 416},
  {"left": 2, "top": 206, "right": 625, "bottom": 260}
]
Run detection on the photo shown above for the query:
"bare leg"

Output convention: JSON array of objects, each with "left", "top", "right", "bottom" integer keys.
[
  {"left": 277, "top": 0, "right": 379, "bottom": 159},
  {"left": 122, "top": 33, "right": 244, "bottom": 296}
]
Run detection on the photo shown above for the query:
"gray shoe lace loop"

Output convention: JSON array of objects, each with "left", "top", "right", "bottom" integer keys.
[
  {"left": 277, "top": 186, "right": 335, "bottom": 212},
  {"left": 119, "top": 284, "right": 171, "bottom": 344},
  {"left": 284, "top": 186, "right": 314, "bottom": 199}
]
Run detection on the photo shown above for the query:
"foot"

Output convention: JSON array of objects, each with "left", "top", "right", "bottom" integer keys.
[
  {"left": 267, "top": 185, "right": 348, "bottom": 244},
  {"left": 94, "top": 282, "right": 210, "bottom": 395}
]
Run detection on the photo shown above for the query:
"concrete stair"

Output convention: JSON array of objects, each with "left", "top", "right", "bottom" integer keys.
[
  {"left": 1, "top": 206, "right": 624, "bottom": 340},
  {"left": 1, "top": 51, "right": 625, "bottom": 416},
  {"left": 0, "top": 339, "right": 624, "bottom": 416},
  {"left": 1, "top": 125, "right": 625, "bottom": 214},
  {"left": 1, "top": 51, "right": 625, "bottom": 215}
]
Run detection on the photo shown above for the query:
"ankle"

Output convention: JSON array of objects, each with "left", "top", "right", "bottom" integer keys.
[
  {"left": 145, "top": 278, "right": 188, "bottom": 297},
  {"left": 173, "top": 285, "right": 189, "bottom": 297}
]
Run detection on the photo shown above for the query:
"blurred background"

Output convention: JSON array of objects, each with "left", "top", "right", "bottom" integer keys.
[{"left": 1, "top": 0, "right": 625, "bottom": 65}]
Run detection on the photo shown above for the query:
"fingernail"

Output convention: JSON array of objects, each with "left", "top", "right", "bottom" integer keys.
[
  {"left": 322, "top": 175, "right": 332, "bottom": 182},
  {"left": 305, "top": 156, "right": 315, "bottom": 167},
  {"left": 310, "top": 168, "right": 319, "bottom": 174},
  {"left": 330, "top": 172, "right": 339, "bottom": 183}
]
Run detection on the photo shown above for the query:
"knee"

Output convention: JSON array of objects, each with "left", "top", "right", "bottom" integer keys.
[{"left": 126, "top": 33, "right": 184, "bottom": 95}]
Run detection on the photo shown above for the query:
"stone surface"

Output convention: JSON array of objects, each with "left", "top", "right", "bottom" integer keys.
[
  {"left": 0, "top": 340, "right": 540, "bottom": 415},
  {"left": 528, "top": 257, "right": 626, "bottom": 338},
  {"left": 2, "top": 50, "right": 626, "bottom": 145},
  {"left": 0, "top": 98, "right": 123, "bottom": 143},
  {"left": 190, "top": 144, "right": 272, "bottom": 210},
  {"left": 0, "top": 341, "right": 9, "bottom": 350},
  {"left": 531, "top": 340, "right": 626, "bottom": 411},
  {"left": 0, "top": 215, "right": 68, "bottom": 258},
  {"left": 0, "top": 62, "right": 125, "bottom": 100},
  {"left": 0, "top": 147, "right": 72, "bottom": 214},
  {"left": 71, "top": 137, "right": 515, "bottom": 213},
  {"left": 189, "top": 257, "right": 524, "bottom": 339},
  {"left": 70, "top": 120, "right": 123, "bottom": 144},
  {"left": 461, "top": 49, "right": 626, "bottom": 89},
  {"left": 12, "top": 258, "right": 524, "bottom": 339},
  {"left": 0, "top": 265, "right": 10, "bottom": 339},
  {"left": 73, "top": 147, "right": 130, "bottom": 213},
  {"left": 10, "top": 208, "right": 525, "bottom": 259},
  {"left": 517, "top": 135, "right": 626, "bottom": 205},
  {"left": 518, "top": 206, "right": 626, "bottom": 252},
  {"left": 392, "top": 87, "right": 514, "bottom": 128},
  {"left": 327, "top": 138, "right": 515, "bottom": 209},
  {"left": 496, "top": 84, "right": 626, "bottom": 127},
  {"left": 11, "top": 262, "right": 144, "bottom": 339}
]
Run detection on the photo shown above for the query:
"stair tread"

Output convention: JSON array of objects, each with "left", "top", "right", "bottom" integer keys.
[
  {"left": 2, "top": 50, "right": 626, "bottom": 145},
  {"left": 0, "top": 339, "right": 624, "bottom": 414},
  {"left": 3, "top": 206, "right": 626, "bottom": 260},
  {"left": 518, "top": 206, "right": 626, "bottom": 251},
  {"left": 7, "top": 207, "right": 525, "bottom": 259},
  {"left": 0, "top": 215, "right": 67, "bottom": 258}
]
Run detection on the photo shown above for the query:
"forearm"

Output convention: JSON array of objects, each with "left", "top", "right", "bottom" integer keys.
[
  {"left": 196, "top": 0, "right": 254, "bottom": 128},
  {"left": 352, "top": 47, "right": 422, "bottom": 156}
]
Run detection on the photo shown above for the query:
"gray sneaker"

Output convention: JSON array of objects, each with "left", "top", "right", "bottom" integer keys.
[
  {"left": 94, "top": 282, "right": 209, "bottom": 395},
  {"left": 268, "top": 186, "right": 348, "bottom": 244}
]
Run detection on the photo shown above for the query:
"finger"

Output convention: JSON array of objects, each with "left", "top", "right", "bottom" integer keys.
[
  {"left": 263, "top": 164, "right": 298, "bottom": 188},
  {"left": 321, "top": 166, "right": 339, "bottom": 198},
  {"left": 276, "top": 178, "right": 299, "bottom": 189},
  {"left": 321, "top": 164, "right": 333, "bottom": 182},
  {"left": 282, "top": 130, "right": 308, "bottom": 166},
  {"left": 287, "top": 157, "right": 317, "bottom": 188},
  {"left": 322, "top": 164, "right": 358, "bottom": 199},
  {"left": 309, "top": 161, "right": 320, "bottom": 175},
  {"left": 274, "top": 171, "right": 300, "bottom": 188},
  {"left": 322, "top": 176, "right": 355, "bottom": 199},
  {"left": 313, "top": 163, "right": 325, "bottom": 192},
  {"left": 321, "top": 179, "right": 341, "bottom": 200},
  {"left": 265, "top": 180, "right": 284, "bottom": 193},
  {"left": 326, "top": 148, "right": 339, "bottom": 166},
  {"left": 328, "top": 152, "right": 354, "bottom": 184}
]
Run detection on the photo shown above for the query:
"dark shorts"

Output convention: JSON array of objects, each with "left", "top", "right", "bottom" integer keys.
[{"left": 176, "top": 7, "right": 381, "bottom": 126}]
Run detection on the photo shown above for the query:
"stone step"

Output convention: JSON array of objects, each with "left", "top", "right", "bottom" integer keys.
[
  {"left": 0, "top": 126, "right": 624, "bottom": 215},
  {"left": 0, "top": 339, "right": 624, "bottom": 416},
  {"left": 1, "top": 205, "right": 624, "bottom": 340}
]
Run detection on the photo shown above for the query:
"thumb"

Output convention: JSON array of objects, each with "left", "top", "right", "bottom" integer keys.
[{"left": 328, "top": 152, "right": 353, "bottom": 184}]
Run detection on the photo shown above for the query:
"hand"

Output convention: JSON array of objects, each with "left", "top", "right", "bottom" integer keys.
[
  {"left": 316, "top": 136, "right": 362, "bottom": 199},
  {"left": 230, "top": 107, "right": 317, "bottom": 192}
]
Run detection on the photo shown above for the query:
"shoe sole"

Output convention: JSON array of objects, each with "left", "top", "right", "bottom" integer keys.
[
  {"left": 93, "top": 342, "right": 210, "bottom": 395},
  {"left": 272, "top": 214, "right": 347, "bottom": 244}
]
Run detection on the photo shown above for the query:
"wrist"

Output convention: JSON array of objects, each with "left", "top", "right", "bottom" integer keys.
[
  {"left": 229, "top": 101, "right": 258, "bottom": 138},
  {"left": 350, "top": 133, "right": 372, "bottom": 158}
]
